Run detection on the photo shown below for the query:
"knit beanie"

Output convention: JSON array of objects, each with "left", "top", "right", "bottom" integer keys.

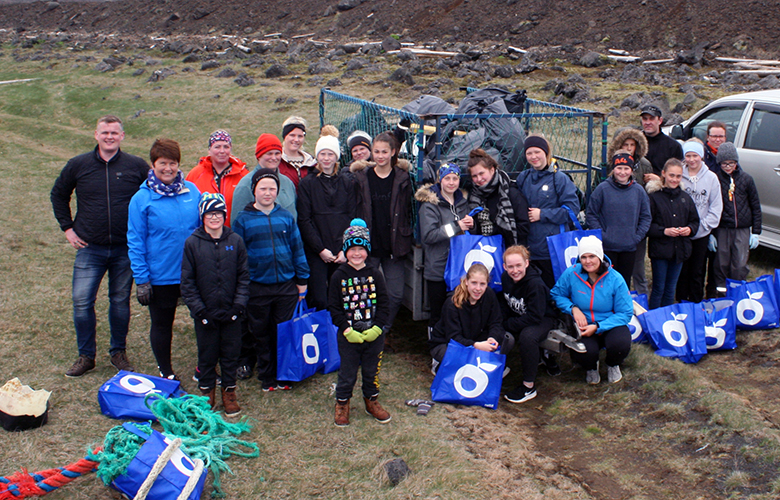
[
  {"left": 315, "top": 125, "right": 341, "bottom": 160},
  {"left": 347, "top": 130, "right": 372, "bottom": 153},
  {"left": 198, "top": 192, "right": 227, "bottom": 220},
  {"left": 437, "top": 163, "right": 461, "bottom": 182},
  {"left": 682, "top": 141, "right": 704, "bottom": 158},
  {"left": 578, "top": 235, "right": 604, "bottom": 262},
  {"left": 524, "top": 136, "right": 550, "bottom": 156},
  {"left": 251, "top": 168, "right": 280, "bottom": 194},
  {"left": 255, "top": 133, "right": 283, "bottom": 159},
  {"left": 209, "top": 129, "right": 231, "bottom": 147},
  {"left": 342, "top": 218, "right": 371, "bottom": 253},
  {"left": 716, "top": 142, "right": 739, "bottom": 164},
  {"left": 611, "top": 151, "right": 635, "bottom": 169},
  {"left": 282, "top": 116, "right": 307, "bottom": 139}
]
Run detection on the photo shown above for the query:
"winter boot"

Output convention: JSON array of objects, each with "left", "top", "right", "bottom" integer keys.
[
  {"left": 334, "top": 399, "right": 350, "bottom": 427},
  {"left": 200, "top": 387, "right": 216, "bottom": 410},
  {"left": 221, "top": 387, "right": 241, "bottom": 417},
  {"left": 364, "top": 396, "right": 391, "bottom": 423}
]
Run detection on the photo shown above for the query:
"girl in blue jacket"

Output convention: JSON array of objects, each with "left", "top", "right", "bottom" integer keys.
[
  {"left": 551, "top": 236, "right": 633, "bottom": 385},
  {"left": 127, "top": 138, "right": 201, "bottom": 379}
]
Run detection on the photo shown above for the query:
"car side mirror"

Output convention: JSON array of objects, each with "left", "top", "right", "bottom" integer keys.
[{"left": 670, "top": 124, "right": 684, "bottom": 140}]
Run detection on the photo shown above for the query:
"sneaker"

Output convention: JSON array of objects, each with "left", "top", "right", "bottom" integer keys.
[
  {"left": 160, "top": 372, "right": 180, "bottom": 382},
  {"left": 504, "top": 385, "right": 537, "bottom": 404},
  {"left": 65, "top": 355, "right": 95, "bottom": 378},
  {"left": 334, "top": 400, "right": 350, "bottom": 427},
  {"left": 193, "top": 367, "right": 221, "bottom": 385},
  {"left": 262, "top": 381, "right": 292, "bottom": 392},
  {"left": 431, "top": 359, "right": 439, "bottom": 376},
  {"left": 607, "top": 365, "right": 623, "bottom": 384},
  {"left": 200, "top": 387, "right": 216, "bottom": 410},
  {"left": 586, "top": 362, "right": 600, "bottom": 385},
  {"left": 236, "top": 365, "right": 252, "bottom": 380},
  {"left": 364, "top": 396, "right": 391, "bottom": 423},
  {"left": 221, "top": 387, "right": 241, "bottom": 417},
  {"left": 542, "top": 351, "right": 562, "bottom": 377},
  {"left": 110, "top": 351, "right": 135, "bottom": 372}
]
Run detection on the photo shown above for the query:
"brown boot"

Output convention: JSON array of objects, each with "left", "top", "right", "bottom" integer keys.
[
  {"left": 221, "top": 387, "right": 241, "bottom": 417},
  {"left": 334, "top": 399, "right": 350, "bottom": 427},
  {"left": 364, "top": 396, "right": 391, "bottom": 423},
  {"left": 200, "top": 387, "right": 217, "bottom": 410}
]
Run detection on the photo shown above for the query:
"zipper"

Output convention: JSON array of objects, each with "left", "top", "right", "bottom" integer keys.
[
  {"left": 573, "top": 268, "right": 609, "bottom": 324},
  {"left": 105, "top": 159, "right": 112, "bottom": 245}
]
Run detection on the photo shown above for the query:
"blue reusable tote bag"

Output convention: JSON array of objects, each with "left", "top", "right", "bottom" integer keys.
[
  {"left": 443, "top": 232, "right": 504, "bottom": 292},
  {"left": 277, "top": 299, "right": 334, "bottom": 382},
  {"left": 701, "top": 299, "right": 737, "bottom": 351},
  {"left": 430, "top": 340, "right": 506, "bottom": 410},
  {"left": 726, "top": 275, "right": 780, "bottom": 330},
  {"left": 628, "top": 292, "right": 649, "bottom": 343},
  {"left": 546, "top": 205, "right": 602, "bottom": 281},
  {"left": 98, "top": 371, "right": 185, "bottom": 421},
  {"left": 639, "top": 302, "right": 708, "bottom": 364},
  {"left": 321, "top": 322, "right": 341, "bottom": 374}
]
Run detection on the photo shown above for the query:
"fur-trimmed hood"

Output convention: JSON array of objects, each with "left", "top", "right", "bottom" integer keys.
[
  {"left": 645, "top": 178, "right": 663, "bottom": 194},
  {"left": 350, "top": 158, "right": 411, "bottom": 173},
  {"left": 414, "top": 182, "right": 467, "bottom": 204},
  {"left": 608, "top": 127, "right": 648, "bottom": 162}
]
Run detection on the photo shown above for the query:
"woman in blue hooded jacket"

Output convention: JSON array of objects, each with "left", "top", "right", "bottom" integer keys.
[
  {"left": 516, "top": 135, "right": 580, "bottom": 288},
  {"left": 551, "top": 236, "right": 633, "bottom": 385}
]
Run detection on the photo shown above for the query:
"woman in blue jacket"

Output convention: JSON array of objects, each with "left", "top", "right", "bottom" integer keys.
[
  {"left": 551, "top": 236, "right": 632, "bottom": 385},
  {"left": 516, "top": 135, "right": 580, "bottom": 289},
  {"left": 128, "top": 138, "right": 201, "bottom": 380}
]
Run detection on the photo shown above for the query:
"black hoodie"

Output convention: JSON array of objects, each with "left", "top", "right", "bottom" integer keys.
[{"left": 498, "top": 265, "right": 557, "bottom": 334}]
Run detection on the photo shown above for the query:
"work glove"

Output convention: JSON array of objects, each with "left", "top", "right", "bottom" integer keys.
[
  {"left": 136, "top": 282, "right": 153, "bottom": 306},
  {"left": 708, "top": 234, "right": 717, "bottom": 252},
  {"left": 749, "top": 234, "right": 760, "bottom": 250},
  {"left": 343, "top": 327, "right": 363, "bottom": 344},
  {"left": 360, "top": 325, "right": 383, "bottom": 343}
]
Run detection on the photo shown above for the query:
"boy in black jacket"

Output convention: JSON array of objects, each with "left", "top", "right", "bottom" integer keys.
[
  {"left": 329, "top": 219, "right": 391, "bottom": 427},
  {"left": 181, "top": 193, "right": 249, "bottom": 417}
]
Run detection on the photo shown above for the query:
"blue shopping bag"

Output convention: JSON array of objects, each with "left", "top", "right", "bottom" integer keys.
[
  {"left": 628, "top": 292, "right": 649, "bottom": 343},
  {"left": 639, "top": 302, "right": 708, "bottom": 364},
  {"left": 321, "top": 322, "right": 341, "bottom": 374},
  {"left": 112, "top": 424, "right": 206, "bottom": 500},
  {"left": 277, "top": 299, "right": 336, "bottom": 382},
  {"left": 98, "top": 371, "right": 186, "bottom": 421},
  {"left": 546, "top": 205, "right": 602, "bottom": 281},
  {"left": 726, "top": 275, "right": 780, "bottom": 330},
  {"left": 430, "top": 340, "right": 505, "bottom": 410},
  {"left": 443, "top": 232, "right": 504, "bottom": 292},
  {"left": 701, "top": 299, "right": 737, "bottom": 351}
]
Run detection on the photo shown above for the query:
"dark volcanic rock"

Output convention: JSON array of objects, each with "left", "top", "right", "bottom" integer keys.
[
  {"left": 308, "top": 58, "right": 335, "bottom": 74},
  {"left": 382, "top": 37, "right": 401, "bottom": 52},
  {"left": 216, "top": 68, "right": 237, "bottom": 78},
  {"left": 234, "top": 73, "right": 255, "bottom": 86},
  {"left": 265, "top": 63, "right": 290, "bottom": 78},
  {"left": 389, "top": 67, "right": 414, "bottom": 85},
  {"left": 579, "top": 51, "right": 606, "bottom": 68},
  {"left": 201, "top": 60, "right": 220, "bottom": 70}
]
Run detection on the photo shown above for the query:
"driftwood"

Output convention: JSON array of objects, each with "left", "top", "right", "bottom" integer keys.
[
  {"left": 291, "top": 33, "right": 315, "bottom": 39},
  {"left": 643, "top": 58, "right": 674, "bottom": 65},
  {"left": 608, "top": 49, "right": 630, "bottom": 55},
  {"left": 385, "top": 48, "right": 458, "bottom": 57},
  {"left": 716, "top": 57, "right": 780, "bottom": 65},
  {"left": 507, "top": 46, "right": 527, "bottom": 54},
  {"left": 607, "top": 55, "right": 641, "bottom": 62},
  {"left": 732, "top": 69, "right": 780, "bottom": 75}
]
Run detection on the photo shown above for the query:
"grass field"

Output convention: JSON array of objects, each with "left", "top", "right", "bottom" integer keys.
[{"left": 1, "top": 42, "right": 780, "bottom": 499}]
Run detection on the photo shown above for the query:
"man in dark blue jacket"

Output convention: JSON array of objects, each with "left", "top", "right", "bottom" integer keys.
[{"left": 51, "top": 115, "right": 148, "bottom": 377}]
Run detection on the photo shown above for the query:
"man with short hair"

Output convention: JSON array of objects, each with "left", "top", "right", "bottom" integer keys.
[
  {"left": 640, "top": 104, "right": 683, "bottom": 176},
  {"left": 51, "top": 115, "right": 149, "bottom": 377},
  {"left": 702, "top": 121, "right": 727, "bottom": 174}
]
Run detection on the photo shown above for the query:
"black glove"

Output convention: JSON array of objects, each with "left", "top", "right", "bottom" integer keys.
[
  {"left": 196, "top": 311, "right": 214, "bottom": 325},
  {"left": 136, "top": 282, "right": 152, "bottom": 306},
  {"left": 228, "top": 306, "right": 244, "bottom": 322}
]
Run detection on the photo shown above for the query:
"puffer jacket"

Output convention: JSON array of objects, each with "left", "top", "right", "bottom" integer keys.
[
  {"left": 607, "top": 127, "right": 654, "bottom": 187},
  {"left": 185, "top": 155, "right": 248, "bottom": 226},
  {"left": 585, "top": 177, "right": 651, "bottom": 252},
  {"left": 646, "top": 180, "right": 700, "bottom": 263},
  {"left": 415, "top": 183, "right": 470, "bottom": 281},
  {"left": 297, "top": 168, "right": 360, "bottom": 255},
  {"left": 180, "top": 226, "right": 249, "bottom": 319},
  {"left": 350, "top": 158, "right": 413, "bottom": 258},
  {"left": 550, "top": 257, "right": 633, "bottom": 334},
  {"left": 716, "top": 165, "right": 761, "bottom": 233}
]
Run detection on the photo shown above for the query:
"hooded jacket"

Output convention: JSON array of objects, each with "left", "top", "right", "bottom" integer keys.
[
  {"left": 279, "top": 150, "right": 317, "bottom": 190},
  {"left": 51, "top": 146, "right": 148, "bottom": 246},
  {"left": 415, "top": 183, "right": 470, "bottom": 281},
  {"left": 716, "top": 165, "right": 761, "bottom": 233},
  {"left": 428, "top": 287, "right": 504, "bottom": 350},
  {"left": 180, "top": 226, "right": 250, "bottom": 319},
  {"left": 127, "top": 180, "right": 201, "bottom": 285},
  {"left": 185, "top": 155, "right": 248, "bottom": 226},
  {"left": 350, "top": 158, "right": 413, "bottom": 258},
  {"left": 498, "top": 265, "right": 557, "bottom": 334},
  {"left": 607, "top": 127, "right": 654, "bottom": 187},
  {"left": 550, "top": 257, "right": 633, "bottom": 335},
  {"left": 515, "top": 165, "right": 580, "bottom": 261},
  {"left": 681, "top": 163, "right": 722, "bottom": 239},
  {"left": 230, "top": 164, "right": 297, "bottom": 225},
  {"left": 585, "top": 177, "right": 651, "bottom": 252},
  {"left": 646, "top": 180, "right": 700, "bottom": 262},
  {"left": 297, "top": 168, "right": 360, "bottom": 255}
]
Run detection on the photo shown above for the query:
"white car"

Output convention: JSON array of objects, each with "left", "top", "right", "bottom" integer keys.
[{"left": 667, "top": 90, "right": 780, "bottom": 250}]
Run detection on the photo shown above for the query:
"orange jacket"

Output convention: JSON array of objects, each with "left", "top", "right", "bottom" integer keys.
[{"left": 185, "top": 155, "right": 248, "bottom": 226}]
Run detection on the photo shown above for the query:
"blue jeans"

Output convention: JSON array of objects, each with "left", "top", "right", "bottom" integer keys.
[
  {"left": 650, "top": 259, "right": 683, "bottom": 310},
  {"left": 72, "top": 244, "right": 133, "bottom": 358}
]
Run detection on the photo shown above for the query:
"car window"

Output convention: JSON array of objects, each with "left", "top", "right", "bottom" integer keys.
[
  {"left": 744, "top": 106, "right": 780, "bottom": 152},
  {"left": 688, "top": 104, "right": 746, "bottom": 143}
]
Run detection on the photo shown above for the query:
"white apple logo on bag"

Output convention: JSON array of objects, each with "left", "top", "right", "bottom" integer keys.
[
  {"left": 162, "top": 436, "right": 197, "bottom": 477},
  {"left": 736, "top": 292, "right": 765, "bottom": 326},
  {"left": 662, "top": 312, "right": 688, "bottom": 347},
  {"left": 564, "top": 244, "right": 579, "bottom": 269},
  {"left": 453, "top": 356, "right": 499, "bottom": 398},
  {"left": 705, "top": 318, "right": 729, "bottom": 349},
  {"left": 464, "top": 242, "right": 498, "bottom": 274},
  {"left": 302, "top": 328, "right": 320, "bottom": 365},
  {"left": 119, "top": 374, "right": 161, "bottom": 395},
  {"left": 629, "top": 315, "right": 643, "bottom": 341}
]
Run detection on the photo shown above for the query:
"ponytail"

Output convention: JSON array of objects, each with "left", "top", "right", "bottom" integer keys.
[{"left": 451, "top": 263, "right": 490, "bottom": 308}]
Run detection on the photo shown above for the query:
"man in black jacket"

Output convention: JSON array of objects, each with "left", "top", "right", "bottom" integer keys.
[
  {"left": 51, "top": 115, "right": 149, "bottom": 377},
  {"left": 641, "top": 104, "right": 683, "bottom": 176}
]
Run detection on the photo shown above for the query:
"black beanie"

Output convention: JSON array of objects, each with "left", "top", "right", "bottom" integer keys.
[{"left": 251, "top": 168, "right": 280, "bottom": 193}]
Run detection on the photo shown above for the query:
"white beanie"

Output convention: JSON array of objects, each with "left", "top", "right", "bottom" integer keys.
[
  {"left": 578, "top": 235, "right": 604, "bottom": 261},
  {"left": 682, "top": 141, "right": 704, "bottom": 158},
  {"left": 315, "top": 135, "right": 341, "bottom": 160}
]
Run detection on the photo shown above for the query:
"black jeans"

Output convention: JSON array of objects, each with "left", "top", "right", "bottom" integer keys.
[
  {"left": 305, "top": 249, "right": 339, "bottom": 311},
  {"left": 148, "top": 284, "right": 181, "bottom": 377},
  {"left": 514, "top": 317, "right": 556, "bottom": 384},
  {"left": 426, "top": 279, "right": 448, "bottom": 329},
  {"left": 676, "top": 236, "right": 709, "bottom": 303},
  {"left": 606, "top": 250, "right": 636, "bottom": 289},
  {"left": 195, "top": 317, "right": 242, "bottom": 389},
  {"left": 336, "top": 331, "right": 384, "bottom": 401},
  {"left": 569, "top": 325, "right": 632, "bottom": 371}
]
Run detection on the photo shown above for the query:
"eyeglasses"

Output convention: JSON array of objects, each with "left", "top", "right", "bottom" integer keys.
[
  {"left": 708, "top": 134, "right": 726, "bottom": 139},
  {"left": 721, "top": 161, "right": 737, "bottom": 168},
  {"left": 204, "top": 212, "right": 224, "bottom": 219}
]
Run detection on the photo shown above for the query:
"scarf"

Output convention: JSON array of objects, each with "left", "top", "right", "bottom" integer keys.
[
  {"left": 468, "top": 169, "right": 517, "bottom": 242},
  {"left": 147, "top": 169, "right": 185, "bottom": 197}
]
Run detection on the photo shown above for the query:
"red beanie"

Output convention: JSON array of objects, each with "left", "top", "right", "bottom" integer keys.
[{"left": 255, "top": 133, "right": 282, "bottom": 159}]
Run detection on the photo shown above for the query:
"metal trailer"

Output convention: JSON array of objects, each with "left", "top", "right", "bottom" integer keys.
[{"left": 320, "top": 88, "right": 608, "bottom": 321}]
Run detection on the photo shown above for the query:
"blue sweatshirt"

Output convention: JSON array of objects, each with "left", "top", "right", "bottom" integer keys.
[{"left": 585, "top": 177, "right": 651, "bottom": 252}]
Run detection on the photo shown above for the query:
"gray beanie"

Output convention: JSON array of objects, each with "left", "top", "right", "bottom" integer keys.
[{"left": 716, "top": 142, "right": 739, "bottom": 165}]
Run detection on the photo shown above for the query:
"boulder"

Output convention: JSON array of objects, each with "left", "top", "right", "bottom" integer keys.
[
  {"left": 201, "top": 60, "right": 220, "bottom": 70},
  {"left": 234, "top": 73, "right": 255, "bottom": 87},
  {"left": 265, "top": 63, "right": 291, "bottom": 78},
  {"left": 338, "top": 0, "right": 363, "bottom": 11},
  {"left": 389, "top": 67, "right": 414, "bottom": 85},
  {"left": 493, "top": 65, "right": 514, "bottom": 78},
  {"left": 308, "top": 59, "right": 335, "bottom": 74},
  {"left": 579, "top": 51, "right": 607, "bottom": 68},
  {"left": 346, "top": 57, "right": 368, "bottom": 71},
  {"left": 94, "top": 61, "right": 113, "bottom": 72},
  {"left": 382, "top": 37, "right": 401, "bottom": 52},
  {"left": 216, "top": 68, "right": 237, "bottom": 78},
  {"left": 182, "top": 54, "right": 199, "bottom": 63}
]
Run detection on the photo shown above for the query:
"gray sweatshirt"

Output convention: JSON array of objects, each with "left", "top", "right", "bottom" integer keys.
[{"left": 682, "top": 163, "right": 722, "bottom": 239}]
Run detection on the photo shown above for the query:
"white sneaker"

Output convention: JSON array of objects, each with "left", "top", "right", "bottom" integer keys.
[
  {"left": 607, "top": 365, "right": 622, "bottom": 384},
  {"left": 431, "top": 359, "right": 440, "bottom": 376},
  {"left": 586, "top": 362, "right": 600, "bottom": 385}
]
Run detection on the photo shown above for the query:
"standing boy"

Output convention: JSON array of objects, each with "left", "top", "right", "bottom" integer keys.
[{"left": 181, "top": 193, "right": 249, "bottom": 417}]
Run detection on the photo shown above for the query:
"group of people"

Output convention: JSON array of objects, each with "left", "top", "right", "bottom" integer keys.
[{"left": 51, "top": 103, "right": 762, "bottom": 422}]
